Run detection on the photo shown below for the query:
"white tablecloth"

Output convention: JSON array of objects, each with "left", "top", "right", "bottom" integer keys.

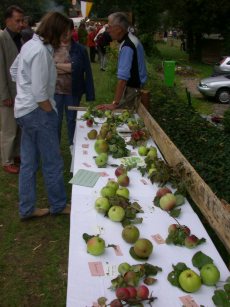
[{"left": 67, "top": 112, "right": 229, "bottom": 307}]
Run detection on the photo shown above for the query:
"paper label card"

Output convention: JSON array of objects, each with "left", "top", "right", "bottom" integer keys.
[
  {"left": 82, "top": 162, "right": 92, "bottom": 168},
  {"left": 83, "top": 150, "right": 88, "bottom": 155},
  {"left": 69, "top": 169, "right": 100, "bottom": 187},
  {"left": 88, "top": 262, "right": 105, "bottom": 276},
  {"left": 104, "top": 263, "right": 118, "bottom": 277},
  {"left": 151, "top": 234, "right": 165, "bottom": 244},
  {"left": 179, "top": 295, "right": 199, "bottom": 307},
  {"left": 100, "top": 172, "right": 109, "bottom": 177},
  {"left": 82, "top": 144, "right": 89, "bottom": 148},
  {"left": 113, "top": 245, "right": 123, "bottom": 256}
]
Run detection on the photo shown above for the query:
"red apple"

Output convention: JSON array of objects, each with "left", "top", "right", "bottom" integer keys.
[
  {"left": 117, "top": 174, "right": 130, "bottom": 187},
  {"left": 126, "top": 286, "right": 137, "bottom": 299},
  {"left": 115, "top": 287, "right": 130, "bottom": 300},
  {"left": 181, "top": 225, "right": 191, "bottom": 236},
  {"left": 110, "top": 299, "right": 123, "bottom": 307},
  {"left": 184, "top": 235, "right": 199, "bottom": 248},
  {"left": 156, "top": 187, "right": 172, "bottom": 198},
  {"left": 168, "top": 224, "right": 179, "bottom": 234},
  {"left": 115, "top": 165, "right": 127, "bottom": 177},
  {"left": 124, "top": 271, "right": 139, "bottom": 287},
  {"left": 136, "top": 285, "right": 149, "bottom": 299},
  {"left": 86, "top": 118, "right": 93, "bottom": 127}
]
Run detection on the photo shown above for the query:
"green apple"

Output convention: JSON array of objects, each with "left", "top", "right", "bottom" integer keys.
[
  {"left": 179, "top": 269, "right": 202, "bottom": 293},
  {"left": 100, "top": 186, "right": 116, "bottom": 198},
  {"left": 95, "top": 153, "right": 108, "bottom": 167},
  {"left": 122, "top": 225, "right": 140, "bottom": 244},
  {"left": 148, "top": 167, "right": 157, "bottom": 176},
  {"left": 94, "top": 139, "right": 109, "bottom": 154},
  {"left": 116, "top": 187, "right": 130, "bottom": 199},
  {"left": 200, "top": 263, "right": 220, "bottom": 286},
  {"left": 118, "top": 262, "right": 131, "bottom": 276},
  {"left": 159, "top": 193, "right": 177, "bottom": 211},
  {"left": 138, "top": 146, "right": 149, "bottom": 156},
  {"left": 95, "top": 197, "right": 111, "bottom": 214},
  {"left": 133, "top": 238, "right": 153, "bottom": 258},
  {"left": 108, "top": 205, "right": 125, "bottom": 222},
  {"left": 106, "top": 180, "right": 119, "bottom": 192},
  {"left": 147, "top": 147, "right": 158, "bottom": 160},
  {"left": 87, "top": 236, "right": 105, "bottom": 256},
  {"left": 87, "top": 129, "right": 98, "bottom": 140}
]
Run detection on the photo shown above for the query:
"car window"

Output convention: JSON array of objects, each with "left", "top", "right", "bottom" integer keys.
[
  {"left": 226, "top": 61, "right": 230, "bottom": 65},
  {"left": 226, "top": 75, "right": 230, "bottom": 79}
]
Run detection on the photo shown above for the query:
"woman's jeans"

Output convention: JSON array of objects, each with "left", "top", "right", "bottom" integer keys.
[
  {"left": 16, "top": 108, "right": 67, "bottom": 218},
  {"left": 54, "top": 94, "right": 79, "bottom": 145}
]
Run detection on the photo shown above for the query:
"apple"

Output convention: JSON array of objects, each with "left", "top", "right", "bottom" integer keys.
[
  {"left": 133, "top": 238, "right": 153, "bottom": 259},
  {"left": 104, "top": 110, "right": 112, "bottom": 117},
  {"left": 138, "top": 146, "right": 149, "bottom": 156},
  {"left": 115, "top": 165, "right": 127, "bottom": 177},
  {"left": 110, "top": 299, "right": 123, "bottom": 307},
  {"left": 184, "top": 235, "right": 199, "bottom": 248},
  {"left": 168, "top": 224, "right": 179, "bottom": 234},
  {"left": 156, "top": 187, "right": 172, "bottom": 198},
  {"left": 87, "top": 236, "right": 105, "bottom": 256},
  {"left": 116, "top": 187, "right": 130, "bottom": 199},
  {"left": 87, "top": 129, "right": 98, "bottom": 140},
  {"left": 94, "top": 139, "right": 109, "bottom": 154},
  {"left": 181, "top": 225, "right": 191, "bottom": 236},
  {"left": 148, "top": 167, "right": 157, "bottom": 176},
  {"left": 95, "top": 153, "right": 108, "bottom": 167},
  {"left": 147, "top": 147, "right": 157, "bottom": 160},
  {"left": 106, "top": 180, "right": 119, "bottom": 192},
  {"left": 86, "top": 118, "right": 93, "bottom": 127},
  {"left": 124, "top": 271, "right": 139, "bottom": 286},
  {"left": 121, "top": 110, "right": 130, "bottom": 121},
  {"left": 126, "top": 286, "right": 137, "bottom": 299},
  {"left": 136, "top": 285, "right": 149, "bottom": 299},
  {"left": 116, "top": 287, "right": 130, "bottom": 300},
  {"left": 100, "top": 186, "right": 116, "bottom": 198},
  {"left": 159, "top": 193, "right": 177, "bottom": 211},
  {"left": 108, "top": 206, "right": 125, "bottom": 222},
  {"left": 179, "top": 269, "right": 202, "bottom": 293},
  {"left": 95, "top": 197, "right": 110, "bottom": 214},
  {"left": 200, "top": 263, "right": 220, "bottom": 286},
  {"left": 122, "top": 225, "right": 140, "bottom": 243},
  {"left": 117, "top": 174, "right": 130, "bottom": 187},
  {"left": 118, "top": 262, "right": 131, "bottom": 276}
]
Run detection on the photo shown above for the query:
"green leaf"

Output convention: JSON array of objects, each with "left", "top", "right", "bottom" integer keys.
[
  {"left": 153, "top": 196, "right": 160, "bottom": 207},
  {"left": 143, "top": 263, "right": 162, "bottom": 276},
  {"left": 168, "top": 262, "right": 189, "bottom": 289},
  {"left": 170, "top": 208, "right": 181, "bottom": 217},
  {"left": 175, "top": 194, "right": 185, "bottom": 206},
  {"left": 129, "top": 217, "right": 143, "bottom": 224},
  {"left": 212, "top": 289, "right": 230, "bottom": 307},
  {"left": 192, "top": 251, "right": 214, "bottom": 270}
]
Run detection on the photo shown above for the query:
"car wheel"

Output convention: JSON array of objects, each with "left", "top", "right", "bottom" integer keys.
[{"left": 216, "top": 89, "right": 230, "bottom": 104}]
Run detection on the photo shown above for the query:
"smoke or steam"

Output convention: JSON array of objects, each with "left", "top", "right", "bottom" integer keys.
[{"left": 44, "top": 0, "right": 65, "bottom": 13}]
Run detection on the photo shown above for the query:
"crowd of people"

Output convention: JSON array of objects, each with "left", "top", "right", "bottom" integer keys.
[{"left": 0, "top": 6, "right": 147, "bottom": 220}]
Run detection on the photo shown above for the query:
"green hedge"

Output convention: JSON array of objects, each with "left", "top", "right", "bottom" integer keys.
[{"left": 148, "top": 79, "right": 230, "bottom": 203}]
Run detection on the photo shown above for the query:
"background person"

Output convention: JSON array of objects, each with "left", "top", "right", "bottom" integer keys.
[
  {"left": 0, "top": 5, "right": 24, "bottom": 174},
  {"left": 54, "top": 21, "right": 95, "bottom": 147},
  {"left": 97, "top": 12, "right": 147, "bottom": 111},
  {"left": 21, "top": 15, "right": 34, "bottom": 44},
  {"left": 10, "top": 12, "right": 71, "bottom": 220}
]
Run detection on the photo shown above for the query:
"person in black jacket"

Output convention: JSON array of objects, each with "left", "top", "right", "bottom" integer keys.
[{"left": 54, "top": 21, "right": 95, "bottom": 146}]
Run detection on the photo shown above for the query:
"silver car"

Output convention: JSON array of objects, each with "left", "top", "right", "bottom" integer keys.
[
  {"left": 198, "top": 74, "right": 230, "bottom": 103},
  {"left": 213, "top": 56, "right": 230, "bottom": 75}
]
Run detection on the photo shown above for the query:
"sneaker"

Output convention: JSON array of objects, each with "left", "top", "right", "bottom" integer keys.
[
  {"left": 21, "top": 208, "right": 50, "bottom": 220},
  {"left": 3, "top": 164, "right": 19, "bottom": 174}
]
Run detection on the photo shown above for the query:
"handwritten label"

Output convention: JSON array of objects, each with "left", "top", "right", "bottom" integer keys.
[
  {"left": 179, "top": 295, "right": 199, "bottom": 307},
  {"left": 82, "top": 144, "right": 89, "bottom": 148},
  {"left": 104, "top": 263, "right": 118, "bottom": 277},
  {"left": 151, "top": 234, "right": 165, "bottom": 244},
  {"left": 113, "top": 245, "right": 123, "bottom": 256},
  {"left": 88, "top": 262, "right": 105, "bottom": 276},
  {"left": 140, "top": 178, "right": 148, "bottom": 185},
  {"left": 82, "top": 162, "right": 91, "bottom": 168}
]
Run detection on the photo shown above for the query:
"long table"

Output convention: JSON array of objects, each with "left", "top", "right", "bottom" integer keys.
[{"left": 67, "top": 112, "right": 229, "bottom": 307}]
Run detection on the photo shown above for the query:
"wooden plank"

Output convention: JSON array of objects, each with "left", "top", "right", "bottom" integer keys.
[
  {"left": 68, "top": 106, "right": 126, "bottom": 112},
  {"left": 137, "top": 103, "right": 230, "bottom": 253}
]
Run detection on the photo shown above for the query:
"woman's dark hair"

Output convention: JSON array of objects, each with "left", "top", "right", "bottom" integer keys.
[
  {"left": 36, "top": 12, "right": 72, "bottom": 49},
  {"left": 5, "top": 5, "right": 24, "bottom": 20}
]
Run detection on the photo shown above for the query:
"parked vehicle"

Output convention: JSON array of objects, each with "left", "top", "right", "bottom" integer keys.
[
  {"left": 198, "top": 74, "right": 230, "bottom": 103},
  {"left": 213, "top": 56, "right": 230, "bottom": 75}
]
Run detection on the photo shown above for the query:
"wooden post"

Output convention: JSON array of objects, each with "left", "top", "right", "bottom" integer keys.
[{"left": 137, "top": 103, "right": 230, "bottom": 253}]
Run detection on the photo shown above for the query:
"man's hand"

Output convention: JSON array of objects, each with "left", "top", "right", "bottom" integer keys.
[
  {"left": 39, "top": 100, "right": 53, "bottom": 112},
  {"left": 3, "top": 99, "right": 13, "bottom": 107},
  {"left": 96, "top": 103, "right": 117, "bottom": 110}
]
